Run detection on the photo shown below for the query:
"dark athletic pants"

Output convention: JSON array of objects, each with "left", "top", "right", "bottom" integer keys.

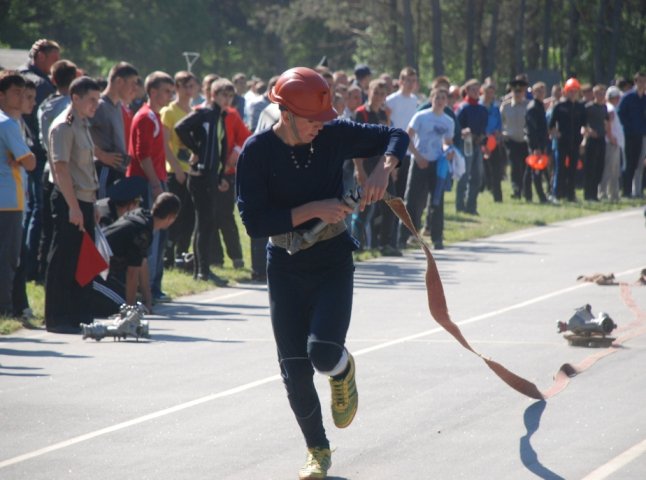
[
  {"left": 212, "top": 173, "right": 243, "bottom": 265},
  {"left": 623, "top": 134, "right": 644, "bottom": 198},
  {"left": 584, "top": 137, "right": 605, "bottom": 201},
  {"left": 188, "top": 174, "right": 219, "bottom": 277},
  {"left": 268, "top": 244, "right": 354, "bottom": 448},
  {"left": 553, "top": 140, "right": 579, "bottom": 201},
  {"left": 166, "top": 173, "right": 194, "bottom": 264},
  {"left": 45, "top": 190, "right": 95, "bottom": 330}
]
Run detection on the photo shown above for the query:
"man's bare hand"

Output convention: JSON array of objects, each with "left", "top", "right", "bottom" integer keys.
[
  {"left": 314, "top": 198, "right": 354, "bottom": 224},
  {"left": 218, "top": 178, "right": 230, "bottom": 192},
  {"left": 69, "top": 207, "right": 84, "bottom": 231},
  {"left": 99, "top": 152, "right": 123, "bottom": 169},
  {"left": 414, "top": 156, "right": 429, "bottom": 169}
]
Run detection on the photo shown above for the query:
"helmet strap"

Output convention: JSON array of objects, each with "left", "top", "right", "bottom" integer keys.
[{"left": 287, "top": 111, "right": 304, "bottom": 144}]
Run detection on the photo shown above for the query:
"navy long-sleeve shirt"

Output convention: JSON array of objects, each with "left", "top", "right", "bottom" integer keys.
[
  {"left": 617, "top": 89, "right": 646, "bottom": 136},
  {"left": 456, "top": 101, "right": 488, "bottom": 136},
  {"left": 549, "top": 99, "right": 586, "bottom": 148},
  {"left": 236, "top": 119, "right": 409, "bottom": 239}
]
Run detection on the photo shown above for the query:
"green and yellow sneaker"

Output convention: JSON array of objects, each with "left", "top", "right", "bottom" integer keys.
[
  {"left": 298, "top": 447, "right": 332, "bottom": 479},
  {"left": 328, "top": 353, "right": 358, "bottom": 428}
]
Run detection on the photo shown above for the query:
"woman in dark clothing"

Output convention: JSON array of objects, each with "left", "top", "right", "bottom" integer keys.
[{"left": 236, "top": 67, "right": 409, "bottom": 479}]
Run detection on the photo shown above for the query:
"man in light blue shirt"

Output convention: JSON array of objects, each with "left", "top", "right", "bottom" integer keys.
[{"left": 0, "top": 71, "right": 36, "bottom": 316}]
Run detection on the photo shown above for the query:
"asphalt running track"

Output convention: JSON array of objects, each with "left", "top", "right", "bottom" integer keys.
[{"left": 1, "top": 207, "right": 645, "bottom": 479}]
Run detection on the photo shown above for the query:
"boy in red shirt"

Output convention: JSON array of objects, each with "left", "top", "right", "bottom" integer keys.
[{"left": 127, "top": 71, "right": 181, "bottom": 302}]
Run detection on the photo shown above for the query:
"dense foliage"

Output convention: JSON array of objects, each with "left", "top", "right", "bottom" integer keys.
[{"left": 1, "top": 0, "right": 644, "bottom": 88}]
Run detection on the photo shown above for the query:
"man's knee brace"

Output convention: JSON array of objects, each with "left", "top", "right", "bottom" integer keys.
[{"left": 307, "top": 336, "right": 348, "bottom": 376}]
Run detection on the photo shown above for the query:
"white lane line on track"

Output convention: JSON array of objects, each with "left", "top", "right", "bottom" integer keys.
[
  {"left": 1, "top": 266, "right": 643, "bottom": 469},
  {"left": 0, "top": 375, "right": 280, "bottom": 469},
  {"left": 581, "top": 438, "right": 646, "bottom": 480}
]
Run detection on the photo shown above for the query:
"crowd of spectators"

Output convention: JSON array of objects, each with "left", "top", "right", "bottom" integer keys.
[{"left": 1, "top": 38, "right": 644, "bottom": 331}]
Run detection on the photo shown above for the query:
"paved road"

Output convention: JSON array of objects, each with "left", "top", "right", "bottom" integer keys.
[{"left": 1, "top": 208, "right": 645, "bottom": 480}]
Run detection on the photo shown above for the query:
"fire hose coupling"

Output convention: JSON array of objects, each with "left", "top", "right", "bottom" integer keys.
[
  {"left": 285, "top": 186, "right": 362, "bottom": 255},
  {"left": 557, "top": 304, "right": 617, "bottom": 335},
  {"left": 81, "top": 303, "right": 150, "bottom": 342}
]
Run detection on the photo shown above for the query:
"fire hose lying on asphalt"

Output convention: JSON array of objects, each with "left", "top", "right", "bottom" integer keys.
[{"left": 384, "top": 194, "right": 646, "bottom": 400}]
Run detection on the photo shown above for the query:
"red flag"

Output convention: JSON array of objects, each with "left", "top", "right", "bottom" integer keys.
[{"left": 75, "top": 230, "right": 109, "bottom": 287}]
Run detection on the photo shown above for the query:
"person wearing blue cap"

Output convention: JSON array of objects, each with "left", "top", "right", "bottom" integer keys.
[
  {"left": 353, "top": 64, "right": 372, "bottom": 103},
  {"left": 96, "top": 176, "right": 148, "bottom": 227}
]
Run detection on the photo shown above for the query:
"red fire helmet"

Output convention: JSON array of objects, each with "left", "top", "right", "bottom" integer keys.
[
  {"left": 268, "top": 67, "right": 337, "bottom": 122},
  {"left": 563, "top": 77, "right": 581, "bottom": 93}
]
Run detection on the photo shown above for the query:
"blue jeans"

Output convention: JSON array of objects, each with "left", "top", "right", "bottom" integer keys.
[
  {"left": 23, "top": 158, "right": 45, "bottom": 279},
  {"left": 456, "top": 148, "right": 483, "bottom": 213},
  {"left": 145, "top": 181, "right": 168, "bottom": 297}
]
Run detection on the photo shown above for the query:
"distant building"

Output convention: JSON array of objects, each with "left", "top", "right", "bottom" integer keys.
[{"left": 0, "top": 48, "right": 29, "bottom": 70}]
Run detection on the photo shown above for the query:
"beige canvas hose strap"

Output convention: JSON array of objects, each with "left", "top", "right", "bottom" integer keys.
[{"left": 384, "top": 194, "right": 646, "bottom": 400}]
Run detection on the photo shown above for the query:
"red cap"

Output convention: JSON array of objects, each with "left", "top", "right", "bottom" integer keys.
[{"left": 268, "top": 67, "right": 337, "bottom": 122}]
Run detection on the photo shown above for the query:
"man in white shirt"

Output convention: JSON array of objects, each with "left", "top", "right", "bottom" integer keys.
[
  {"left": 386, "top": 67, "right": 419, "bottom": 200},
  {"left": 398, "top": 87, "right": 454, "bottom": 250},
  {"left": 599, "top": 86, "right": 624, "bottom": 201}
]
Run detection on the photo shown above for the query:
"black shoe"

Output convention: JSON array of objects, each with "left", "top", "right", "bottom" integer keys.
[
  {"left": 196, "top": 271, "right": 228, "bottom": 287},
  {"left": 433, "top": 241, "right": 444, "bottom": 250}
]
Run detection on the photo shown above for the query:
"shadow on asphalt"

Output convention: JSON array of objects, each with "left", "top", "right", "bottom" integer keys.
[
  {"left": 0, "top": 336, "right": 66, "bottom": 345},
  {"left": 519, "top": 400, "right": 565, "bottom": 480},
  {"left": 354, "top": 261, "right": 427, "bottom": 290},
  {"left": 448, "top": 240, "right": 538, "bottom": 256},
  {"left": 0, "top": 347, "right": 89, "bottom": 360},
  {"left": 151, "top": 333, "right": 244, "bottom": 343},
  {"left": 0, "top": 364, "right": 47, "bottom": 377},
  {"left": 152, "top": 305, "right": 253, "bottom": 321}
]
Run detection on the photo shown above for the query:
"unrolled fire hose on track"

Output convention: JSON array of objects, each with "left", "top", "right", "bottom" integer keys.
[{"left": 382, "top": 193, "right": 646, "bottom": 400}]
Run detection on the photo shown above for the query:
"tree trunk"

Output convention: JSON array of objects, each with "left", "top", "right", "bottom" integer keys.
[
  {"left": 389, "top": 0, "right": 400, "bottom": 74},
  {"left": 542, "top": 0, "right": 553, "bottom": 69},
  {"left": 465, "top": 0, "right": 475, "bottom": 79},
  {"left": 565, "top": 0, "right": 580, "bottom": 77},
  {"left": 593, "top": 0, "right": 607, "bottom": 83},
  {"left": 431, "top": 0, "right": 444, "bottom": 76},
  {"left": 483, "top": 1, "right": 500, "bottom": 78},
  {"left": 514, "top": 0, "right": 526, "bottom": 74},
  {"left": 270, "top": 32, "right": 287, "bottom": 72},
  {"left": 402, "top": 0, "right": 416, "bottom": 70},
  {"left": 526, "top": 3, "right": 541, "bottom": 71},
  {"left": 607, "top": 0, "right": 622, "bottom": 82}
]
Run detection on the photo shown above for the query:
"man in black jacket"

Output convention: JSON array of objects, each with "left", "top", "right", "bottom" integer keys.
[
  {"left": 524, "top": 82, "right": 549, "bottom": 203},
  {"left": 174, "top": 79, "right": 229, "bottom": 286},
  {"left": 549, "top": 78, "right": 586, "bottom": 201}
]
